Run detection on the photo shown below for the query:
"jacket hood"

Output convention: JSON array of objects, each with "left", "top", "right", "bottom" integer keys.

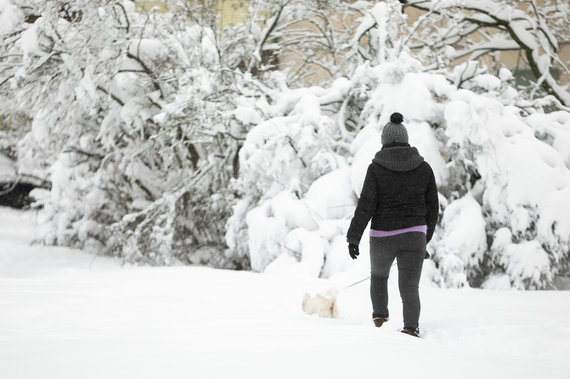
[{"left": 372, "top": 144, "right": 424, "bottom": 172}]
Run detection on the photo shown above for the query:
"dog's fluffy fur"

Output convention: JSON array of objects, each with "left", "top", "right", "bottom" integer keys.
[{"left": 301, "top": 290, "right": 339, "bottom": 319}]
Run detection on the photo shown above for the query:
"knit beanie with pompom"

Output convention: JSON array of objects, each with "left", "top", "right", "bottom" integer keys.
[{"left": 381, "top": 112, "right": 408, "bottom": 145}]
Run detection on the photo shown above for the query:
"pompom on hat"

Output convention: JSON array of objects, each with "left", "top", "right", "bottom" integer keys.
[{"left": 381, "top": 112, "right": 408, "bottom": 145}]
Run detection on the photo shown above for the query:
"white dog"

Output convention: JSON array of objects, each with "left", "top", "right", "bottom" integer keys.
[{"left": 301, "top": 290, "right": 339, "bottom": 319}]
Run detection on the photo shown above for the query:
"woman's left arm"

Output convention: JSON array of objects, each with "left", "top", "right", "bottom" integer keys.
[
  {"left": 346, "top": 164, "right": 378, "bottom": 245},
  {"left": 425, "top": 167, "right": 439, "bottom": 243}
]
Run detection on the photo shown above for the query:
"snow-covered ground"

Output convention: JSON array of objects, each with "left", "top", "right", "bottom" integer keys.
[{"left": 1, "top": 207, "right": 569, "bottom": 379}]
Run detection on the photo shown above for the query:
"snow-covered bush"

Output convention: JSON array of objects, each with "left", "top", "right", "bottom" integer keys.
[
  {"left": 1, "top": 0, "right": 365, "bottom": 267},
  {"left": 2, "top": 0, "right": 569, "bottom": 288},
  {"left": 0, "top": 0, "right": 251, "bottom": 266},
  {"left": 228, "top": 25, "right": 570, "bottom": 289}
]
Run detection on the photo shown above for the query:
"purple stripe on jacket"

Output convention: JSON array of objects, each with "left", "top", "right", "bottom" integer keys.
[{"left": 370, "top": 225, "right": 427, "bottom": 238}]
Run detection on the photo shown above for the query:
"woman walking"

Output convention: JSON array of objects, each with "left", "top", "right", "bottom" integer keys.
[{"left": 346, "top": 112, "right": 439, "bottom": 337}]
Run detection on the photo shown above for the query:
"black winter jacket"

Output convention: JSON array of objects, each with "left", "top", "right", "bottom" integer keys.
[{"left": 347, "top": 143, "right": 439, "bottom": 245}]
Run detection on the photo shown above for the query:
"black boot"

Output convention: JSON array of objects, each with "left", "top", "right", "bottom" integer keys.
[
  {"left": 373, "top": 317, "right": 389, "bottom": 327},
  {"left": 401, "top": 327, "right": 420, "bottom": 337}
]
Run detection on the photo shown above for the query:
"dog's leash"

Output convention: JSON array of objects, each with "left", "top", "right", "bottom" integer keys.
[
  {"left": 340, "top": 276, "right": 370, "bottom": 291},
  {"left": 340, "top": 261, "right": 400, "bottom": 291}
]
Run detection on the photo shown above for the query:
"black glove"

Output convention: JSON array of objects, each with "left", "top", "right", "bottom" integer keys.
[{"left": 349, "top": 243, "right": 359, "bottom": 260}]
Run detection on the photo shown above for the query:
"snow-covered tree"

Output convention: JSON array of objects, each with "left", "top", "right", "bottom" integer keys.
[
  {"left": 0, "top": 0, "right": 248, "bottom": 266},
  {"left": 0, "top": 0, "right": 363, "bottom": 267},
  {"left": 227, "top": 2, "right": 570, "bottom": 289},
  {"left": 402, "top": 0, "right": 570, "bottom": 107},
  {"left": 211, "top": 0, "right": 363, "bottom": 85},
  {"left": 2, "top": 0, "right": 569, "bottom": 289}
]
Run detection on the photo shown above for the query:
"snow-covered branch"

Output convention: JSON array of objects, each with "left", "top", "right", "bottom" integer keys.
[{"left": 405, "top": 0, "right": 570, "bottom": 106}]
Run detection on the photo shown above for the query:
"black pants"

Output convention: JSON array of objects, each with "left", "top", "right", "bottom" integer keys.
[{"left": 369, "top": 232, "right": 425, "bottom": 329}]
